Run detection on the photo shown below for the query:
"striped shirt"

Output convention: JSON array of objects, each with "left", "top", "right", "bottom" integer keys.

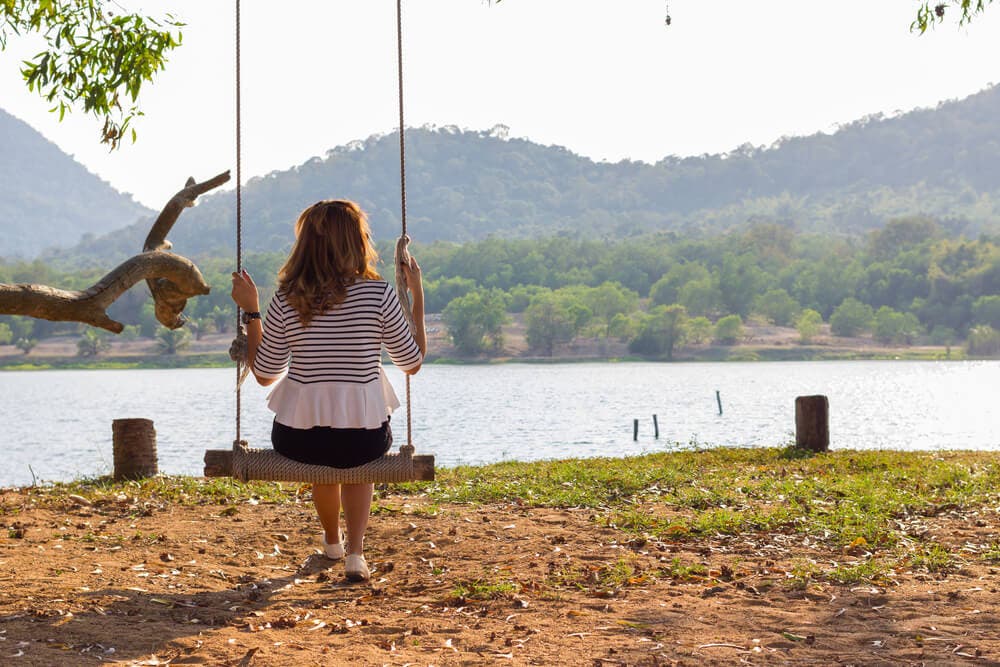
[{"left": 254, "top": 280, "right": 422, "bottom": 383}]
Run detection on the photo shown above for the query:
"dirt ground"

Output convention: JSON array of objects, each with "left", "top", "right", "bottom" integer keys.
[{"left": 1, "top": 489, "right": 998, "bottom": 666}]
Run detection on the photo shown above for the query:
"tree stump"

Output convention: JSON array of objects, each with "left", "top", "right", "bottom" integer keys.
[
  {"left": 795, "top": 395, "right": 829, "bottom": 452},
  {"left": 113, "top": 418, "right": 158, "bottom": 480}
]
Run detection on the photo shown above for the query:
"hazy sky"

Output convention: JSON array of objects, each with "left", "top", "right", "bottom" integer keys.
[{"left": 2, "top": 1, "right": 999, "bottom": 208}]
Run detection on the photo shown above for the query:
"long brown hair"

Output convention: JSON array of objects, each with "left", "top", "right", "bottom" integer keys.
[{"left": 277, "top": 200, "right": 381, "bottom": 326}]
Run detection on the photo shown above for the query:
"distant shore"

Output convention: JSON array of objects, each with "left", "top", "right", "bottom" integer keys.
[{"left": 0, "top": 326, "right": 971, "bottom": 371}]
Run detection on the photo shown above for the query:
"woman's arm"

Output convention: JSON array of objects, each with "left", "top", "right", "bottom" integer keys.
[
  {"left": 230, "top": 269, "right": 278, "bottom": 387},
  {"left": 401, "top": 256, "right": 426, "bottom": 374}
]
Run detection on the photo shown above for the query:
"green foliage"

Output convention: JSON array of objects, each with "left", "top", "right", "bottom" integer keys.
[
  {"left": 717, "top": 253, "right": 765, "bottom": 317},
  {"left": 525, "top": 290, "right": 579, "bottom": 356},
  {"left": 967, "top": 325, "right": 1000, "bottom": 356},
  {"left": 972, "top": 294, "right": 1000, "bottom": 328},
  {"left": 1, "top": 0, "right": 184, "bottom": 148},
  {"left": 830, "top": 298, "right": 875, "bottom": 337},
  {"left": 4, "top": 214, "right": 998, "bottom": 356},
  {"left": 913, "top": 1, "right": 995, "bottom": 33},
  {"left": 754, "top": 288, "right": 801, "bottom": 326},
  {"left": 155, "top": 327, "right": 190, "bottom": 355},
  {"left": 686, "top": 316, "right": 712, "bottom": 344},
  {"left": 442, "top": 288, "right": 509, "bottom": 355},
  {"left": 629, "top": 304, "right": 688, "bottom": 359},
  {"left": 14, "top": 337, "right": 37, "bottom": 354},
  {"left": 713, "top": 314, "right": 743, "bottom": 345},
  {"left": 0, "top": 322, "right": 11, "bottom": 345},
  {"left": 119, "top": 324, "right": 140, "bottom": 341},
  {"left": 873, "top": 306, "right": 922, "bottom": 345},
  {"left": 76, "top": 328, "right": 110, "bottom": 357},
  {"left": 677, "top": 277, "right": 722, "bottom": 317},
  {"left": 649, "top": 263, "right": 710, "bottom": 307},
  {"left": 424, "top": 276, "right": 477, "bottom": 313},
  {"left": 795, "top": 309, "right": 823, "bottom": 343},
  {"left": 582, "top": 282, "right": 638, "bottom": 337}
]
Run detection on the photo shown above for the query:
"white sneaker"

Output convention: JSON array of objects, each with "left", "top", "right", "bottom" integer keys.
[
  {"left": 345, "top": 554, "right": 370, "bottom": 582},
  {"left": 322, "top": 534, "right": 345, "bottom": 560}
]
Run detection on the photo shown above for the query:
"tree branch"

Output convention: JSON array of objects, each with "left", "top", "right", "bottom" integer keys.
[
  {"left": 0, "top": 252, "right": 208, "bottom": 333},
  {"left": 144, "top": 171, "right": 231, "bottom": 328},
  {"left": 0, "top": 170, "right": 230, "bottom": 333}
]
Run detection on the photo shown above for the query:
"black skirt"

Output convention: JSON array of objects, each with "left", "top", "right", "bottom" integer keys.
[{"left": 271, "top": 418, "right": 392, "bottom": 469}]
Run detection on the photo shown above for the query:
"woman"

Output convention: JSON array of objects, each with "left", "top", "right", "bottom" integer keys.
[{"left": 230, "top": 199, "right": 425, "bottom": 582}]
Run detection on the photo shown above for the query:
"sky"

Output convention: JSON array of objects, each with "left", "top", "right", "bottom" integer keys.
[{"left": 2, "top": 1, "right": 1000, "bottom": 209}]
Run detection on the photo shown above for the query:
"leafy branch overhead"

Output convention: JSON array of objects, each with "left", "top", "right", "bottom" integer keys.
[
  {"left": 0, "top": 0, "right": 183, "bottom": 148},
  {"left": 913, "top": 1, "right": 994, "bottom": 32}
]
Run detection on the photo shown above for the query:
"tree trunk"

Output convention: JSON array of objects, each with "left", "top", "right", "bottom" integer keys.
[
  {"left": 113, "top": 418, "right": 158, "bottom": 480},
  {"left": 795, "top": 395, "right": 830, "bottom": 452}
]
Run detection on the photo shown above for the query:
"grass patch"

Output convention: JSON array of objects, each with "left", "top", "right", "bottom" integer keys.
[
  {"left": 983, "top": 543, "right": 1000, "bottom": 564},
  {"left": 909, "top": 543, "right": 955, "bottom": 573},
  {"left": 19, "top": 475, "right": 301, "bottom": 506},
  {"left": 419, "top": 447, "right": 999, "bottom": 550},
  {"left": 548, "top": 556, "right": 650, "bottom": 591},
  {"left": 826, "top": 558, "right": 894, "bottom": 585},
  {"left": 660, "top": 557, "right": 708, "bottom": 581},
  {"left": 9, "top": 447, "right": 1000, "bottom": 579},
  {"left": 450, "top": 578, "right": 521, "bottom": 601}
]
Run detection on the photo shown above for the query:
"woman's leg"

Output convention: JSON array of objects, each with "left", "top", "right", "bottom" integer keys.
[
  {"left": 340, "top": 483, "right": 374, "bottom": 555},
  {"left": 312, "top": 483, "right": 342, "bottom": 545}
]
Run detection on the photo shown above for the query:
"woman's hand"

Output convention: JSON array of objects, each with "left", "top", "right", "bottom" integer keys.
[
  {"left": 230, "top": 269, "right": 260, "bottom": 312},
  {"left": 400, "top": 255, "right": 423, "bottom": 295}
]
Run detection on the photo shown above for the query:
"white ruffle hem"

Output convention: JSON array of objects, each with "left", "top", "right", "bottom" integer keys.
[{"left": 265, "top": 367, "right": 401, "bottom": 429}]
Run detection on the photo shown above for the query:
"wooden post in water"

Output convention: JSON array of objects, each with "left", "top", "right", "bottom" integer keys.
[
  {"left": 112, "top": 418, "right": 158, "bottom": 480},
  {"left": 633, "top": 419, "right": 639, "bottom": 441},
  {"left": 652, "top": 414, "right": 659, "bottom": 439},
  {"left": 716, "top": 390, "right": 723, "bottom": 415},
  {"left": 795, "top": 395, "right": 829, "bottom": 452}
]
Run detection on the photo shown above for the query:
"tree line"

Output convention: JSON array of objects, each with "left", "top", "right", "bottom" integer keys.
[{"left": 3, "top": 216, "right": 999, "bottom": 359}]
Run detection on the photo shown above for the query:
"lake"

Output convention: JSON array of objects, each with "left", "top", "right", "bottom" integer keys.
[{"left": 0, "top": 360, "right": 996, "bottom": 488}]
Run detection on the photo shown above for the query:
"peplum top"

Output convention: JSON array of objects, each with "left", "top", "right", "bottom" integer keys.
[{"left": 252, "top": 280, "right": 422, "bottom": 429}]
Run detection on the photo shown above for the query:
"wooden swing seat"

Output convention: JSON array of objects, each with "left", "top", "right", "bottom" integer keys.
[{"left": 204, "top": 442, "right": 435, "bottom": 483}]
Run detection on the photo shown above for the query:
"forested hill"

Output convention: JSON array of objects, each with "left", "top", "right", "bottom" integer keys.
[
  {"left": 40, "top": 84, "right": 1000, "bottom": 265},
  {"left": 0, "top": 109, "right": 152, "bottom": 259}
]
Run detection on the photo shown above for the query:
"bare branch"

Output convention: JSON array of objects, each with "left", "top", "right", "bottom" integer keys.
[
  {"left": 0, "top": 252, "right": 209, "bottom": 333},
  {"left": 0, "top": 170, "right": 229, "bottom": 332},
  {"left": 144, "top": 171, "right": 231, "bottom": 328},
  {"left": 144, "top": 171, "right": 231, "bottom": 252}
]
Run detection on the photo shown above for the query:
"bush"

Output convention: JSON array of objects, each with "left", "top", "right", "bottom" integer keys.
[
  {"left": 873, "top": 307, "right": 922, "bottom": 345},
  {"left": 754, "top": 288, "right": 800, "bottom": 326},
  {"left": 967, "top": 325, "right": 1000, "bottom": 356},
  {"left": 796, "top": 309, "right": 823, "bottom": 343},
  {"left": 830, "top": 298, "right": 874, "bottom": 337},
  {"left": 77, "top": 329, "right": 111, "bottom": 357},
  {"left": 713, "top": 314, "right": 743, "bottom": 345}
]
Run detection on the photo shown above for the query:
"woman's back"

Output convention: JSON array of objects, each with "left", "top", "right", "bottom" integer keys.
[{"left": 255, "top": 280, "right": 421, "bottom": 386}]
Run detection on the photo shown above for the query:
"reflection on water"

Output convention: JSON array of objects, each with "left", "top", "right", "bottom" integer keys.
[{"left": 0, "top": 360, "right": 997, "bottom": 487}]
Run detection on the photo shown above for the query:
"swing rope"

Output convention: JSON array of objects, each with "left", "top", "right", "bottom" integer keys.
[
  {"left": 394, "top": 0, "right": 415, "bottom": 456},
  {"left": 221, "top": 0, "right": 431, "bottom": 484},
  {"left": 234, "top": 0, "right": 244, "bottom": 448}
]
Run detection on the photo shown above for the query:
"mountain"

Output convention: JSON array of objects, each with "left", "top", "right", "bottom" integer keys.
[
  {"left": 0, "top": 108, "right": 153, "bottom": 259},
  {"left": 42, "top": 85, "right": 1000, "bottom": 266}
]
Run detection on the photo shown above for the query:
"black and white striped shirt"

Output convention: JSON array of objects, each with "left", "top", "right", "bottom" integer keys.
[{"left": 253, "top": 280, "right": 422, "bottom": 383}]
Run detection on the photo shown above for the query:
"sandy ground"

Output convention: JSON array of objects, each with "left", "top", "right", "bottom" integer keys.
[{"left": 0, "top": 488, "right": 998, "bottom": 666}]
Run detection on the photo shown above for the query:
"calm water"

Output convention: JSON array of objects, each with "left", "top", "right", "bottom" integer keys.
[{"left": 0, "top": 361, "right": 997, "bottom": 488}]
